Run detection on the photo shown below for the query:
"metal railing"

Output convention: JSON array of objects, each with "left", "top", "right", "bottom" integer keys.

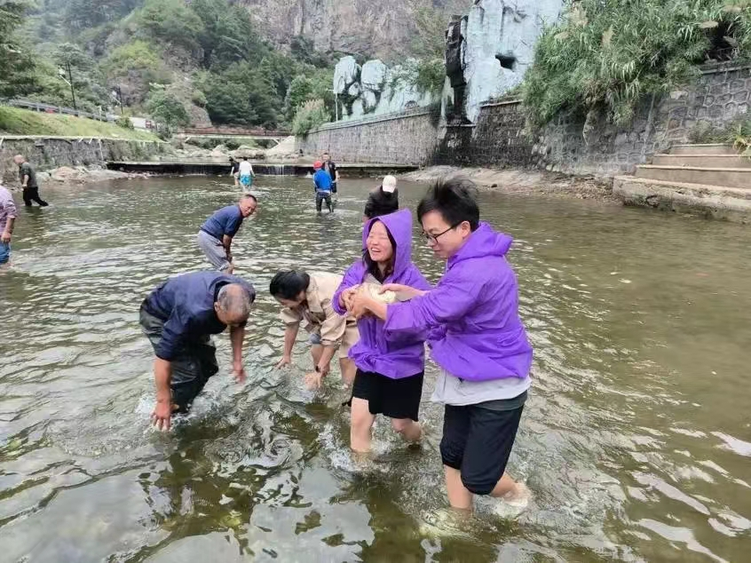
[
  {"left": 3, "top": 98, "right": 112, "bottom": 122},
  {"left": 178, "top": 127, "right": 290, "bottom": 137}
]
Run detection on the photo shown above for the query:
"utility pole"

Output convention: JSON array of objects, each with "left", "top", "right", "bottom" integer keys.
[{"left": 66, "top": 62, "right": 77, "bottom": 113}]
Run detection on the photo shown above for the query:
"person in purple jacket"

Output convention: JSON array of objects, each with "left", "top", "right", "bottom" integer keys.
[
  {"left": 349, "top": 177, "right": 533, "bottom": 510},
  {"left": 333, "top": 209, "right": 431, "bottom": 453}
]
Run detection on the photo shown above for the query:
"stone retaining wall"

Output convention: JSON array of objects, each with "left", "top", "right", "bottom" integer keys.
[
  {"left": 295, "top": 107, "right": 440, "bottom": 165},
  {"left": 0, "top": 137, "right": 168, "bottom": 184},
  {"left": 437, "top": 63, "right": 751, "bottom": 177}
]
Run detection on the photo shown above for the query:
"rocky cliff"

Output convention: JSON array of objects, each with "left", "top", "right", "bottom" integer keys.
[{"left": 236, "top": 0, "right": 467, "bottom": 59}]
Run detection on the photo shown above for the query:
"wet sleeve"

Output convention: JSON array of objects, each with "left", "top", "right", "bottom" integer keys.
[
  {"left": 319, "top": 298, "right": 348, "bottom": 347},
  {"left": 385, "top": 274, "right": 480, "bottom": 336},
  {"left": 332, "top": 263, "right": 363, "bottom": 316},
  {"left": 155, "top": 307, "right": 192, "bottom": 361},
  {"left": 280, "top": 307, "right": 302, "bottom": 328}
]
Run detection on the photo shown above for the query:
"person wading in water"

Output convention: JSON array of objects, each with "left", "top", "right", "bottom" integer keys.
[
  {"left": 140, "top": 271, "right": 255, "bottom": 431},
  {"left": 334, "top": 209, "right": 431, "bottom": 453},
  {"left": 349, "top": 177, "right": 533, "bottom": 511},
  {"left": 197, "top": 194, "right": 257, "bottom": 274},
  {"left": 14, "top": 155, "right": 49, "bottom": 207},
  {"left": 271, "top": 270, "right": 359, "bottom": 389}
]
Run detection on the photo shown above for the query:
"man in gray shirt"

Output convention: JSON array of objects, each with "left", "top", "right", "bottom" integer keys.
[
  {"left": 14, "top": 155, "right": 49, "bottom": 207},
  {"left": 0, "top": 184, "right": 17, "bottom": 268}
]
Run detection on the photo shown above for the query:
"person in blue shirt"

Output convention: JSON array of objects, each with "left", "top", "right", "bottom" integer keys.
[
  {"left": 139, "top": 271, "right": 256, "bottom": 430},
  {"left": 312, "top": 161, "right": 333, "bottom": 214},
  {"left": 197, "top": 194, "right": 257, "bottom": 273}
]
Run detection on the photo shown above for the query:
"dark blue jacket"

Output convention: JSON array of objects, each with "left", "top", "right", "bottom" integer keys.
[
  {"left": 201, "top": 205, "right": 244, "bottom": 239},
  {"left": 142, "top": 271, "right": 255, "bottom": 360}
]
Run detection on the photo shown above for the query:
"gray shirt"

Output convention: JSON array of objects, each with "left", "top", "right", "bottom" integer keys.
[
  {"left": 0, "top": 186, "right": 17, "bottom": 234},
  {"left": 431, "top": 370, "right": 531, "bottom": 407}
]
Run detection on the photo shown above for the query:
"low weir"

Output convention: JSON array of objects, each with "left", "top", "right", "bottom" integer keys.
[{"left": 106, "top": 161, "right": 419, "bottom": 176}]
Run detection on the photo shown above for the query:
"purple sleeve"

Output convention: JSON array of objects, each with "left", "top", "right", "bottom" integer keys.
[
  {"left": 403, "top": 265, "right": 432, "bottom": 292},
  {"left": 332, "top": 262, "right": 365, "bottom": 316},
  {"left": 385, "top": 273, "right": 480, "bottom": 336},
  {"left": 3, "top": 192, "right": 17, "bottom": 219}
]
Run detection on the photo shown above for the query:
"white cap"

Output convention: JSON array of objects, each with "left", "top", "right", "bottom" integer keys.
[{"left": 382, "top": 175, "right": 397, "bottom": 193}]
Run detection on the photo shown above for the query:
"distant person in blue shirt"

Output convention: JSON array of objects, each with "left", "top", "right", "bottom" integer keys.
[
  {"left": 312, "top": 160, "right": 333, "bottom": 214},
  {"left": 139, "top": 271, "right": 256, "bottom": 430},
  {"left": 197, "top": 194, "right": 257, "bottom": 273}
]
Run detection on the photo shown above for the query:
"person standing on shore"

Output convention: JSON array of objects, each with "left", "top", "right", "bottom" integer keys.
[
  {"left": 238, "top": 157, "right": 255, "bottom": 190},
  {"left": 229, "top": 157, "right": 241, "bottom": 188},
  {"left": 197, "top": 194, "right": 258, "bottom": 274},
  {"left": 348, "top": 178, "right": 533, "bottom": 511},
  {"left": 333, "top": 209, "right": 431, "bottom": 453},
  {"left": 312, "top": 161, "right": 333, "bottom": 214},
  {"left": 322, "top": 152, "right": 340, "bottom": 198},
  {"left": 363, "top": 175, "right": 399, "bottom": 221},
  {"left": 14, "top": 155, "right": 49, "bottom": 207},
  {"left": 140, "top": 271, "right": 255, "bottom": 430},
  {"left": 0, "top": 184, "right": 17, "bottom": 270},
  {"left": 271, "top": 270, "right": 358, "bottom": 389}
]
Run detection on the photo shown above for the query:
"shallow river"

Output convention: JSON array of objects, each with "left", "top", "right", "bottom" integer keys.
[{"left": 0, "top": 176, "right": 750, "bottom": 562}]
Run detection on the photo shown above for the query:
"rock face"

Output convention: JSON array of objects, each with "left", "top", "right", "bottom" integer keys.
[
  {"left": 332, "top": 56, "right": 434, "bottom": 120},
  {"left": 447, "top": 0, "right": 564, "bottom": 122},
  {"left": 235, "top": 0, "right": 457, "bottom": 60}
]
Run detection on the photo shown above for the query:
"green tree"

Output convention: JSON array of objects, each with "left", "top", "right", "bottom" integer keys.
[
  {"left": 292, "top": 99, "right": 331, "bottom": 136},
  {"left": 202, "top": 61, "right": 280, "bottom": 127},
  {"left": 65, "top": 0, "right": 141, "bottom": 30},
  {"left": 0, "top": 1, "right": 39, "bottom": 98},
  {"left": 191, "top": 0, "right": 267, "bottom": 70},
  {"left": 284, "top": 75, "right": 313, "bottom": 121},
  {"left": 137, "top": 0, "right": 204, "bottom": 53},
  {"left": 146, "top": 88, "right": 190, "bottom": 127}
]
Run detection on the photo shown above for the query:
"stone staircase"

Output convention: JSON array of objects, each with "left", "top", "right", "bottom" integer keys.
[{"left": 613, "top": 144, "right": 751, "bottom": 223}]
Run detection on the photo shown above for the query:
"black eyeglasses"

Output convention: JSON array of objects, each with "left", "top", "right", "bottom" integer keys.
[{"left": 422, "top": 223, "right": 461, "bottom": 244}]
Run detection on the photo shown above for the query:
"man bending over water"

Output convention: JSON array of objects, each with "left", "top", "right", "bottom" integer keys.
[
  {"left": 140, "top": 271, "right": 256, "bottom": 430},
  {"left": 197, "top": 194, "right": 257, "bottom": 273}
]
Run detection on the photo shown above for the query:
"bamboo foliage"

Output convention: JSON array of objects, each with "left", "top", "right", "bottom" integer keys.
[{"left": 522, "top": 0, "right": 751, "bottom": 129}]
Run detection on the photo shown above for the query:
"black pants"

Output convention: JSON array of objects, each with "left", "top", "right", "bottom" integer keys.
[
  {"left": 23, "top": 187, "right": 48, "bottom": 207},
  {"left": 316, "top": 192, "right": 332, "bottom": 213}
]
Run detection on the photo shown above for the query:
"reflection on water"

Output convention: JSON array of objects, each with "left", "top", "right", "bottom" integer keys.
[{"left": 1, "top": 176, "right": 750, "bottom": 562}]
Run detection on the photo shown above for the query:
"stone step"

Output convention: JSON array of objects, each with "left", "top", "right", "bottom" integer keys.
[
  {"left": 613, "top": 176, "right": 751, "bottom": 223},
  {"left": 635, "top": 165, "right": 751, "bottom": 190},
  {"left": 669, "top": 143, "right": 736, "bottom": 155},
  {"left": 652, "top": 154, "right": 751, "bottom": 168}
]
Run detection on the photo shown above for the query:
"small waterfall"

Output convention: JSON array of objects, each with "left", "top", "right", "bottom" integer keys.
[{"left": 263, "top": 164, "right": 288, "bottom": 176}]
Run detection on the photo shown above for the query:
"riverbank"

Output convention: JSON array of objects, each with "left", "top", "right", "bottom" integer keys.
[{"left": 401, "top": 166, "right": 617, "bottom": 201}]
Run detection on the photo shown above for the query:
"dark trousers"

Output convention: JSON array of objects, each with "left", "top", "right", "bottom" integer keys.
[
  {"left": 23, "top": 187, "right": 48, "bottom": 207},
  {"left": 316, "top": 192, "right": 332, "bottom": 213}
]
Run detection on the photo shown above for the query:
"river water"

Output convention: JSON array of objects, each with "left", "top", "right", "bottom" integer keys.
[{"left": 0, "top": 176, "right": 749, "bottom": 562}]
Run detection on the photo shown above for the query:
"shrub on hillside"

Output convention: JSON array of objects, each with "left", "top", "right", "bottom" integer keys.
[{"left": 292, "top": 99, "right": 330, "bottom": 136}]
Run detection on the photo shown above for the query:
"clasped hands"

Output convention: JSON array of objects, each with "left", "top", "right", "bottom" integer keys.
[{"left": 340, "top": 283, "right": 424, "bottom": 319}]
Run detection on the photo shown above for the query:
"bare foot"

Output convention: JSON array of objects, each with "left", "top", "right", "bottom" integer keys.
[{"left": 502, "top": 482, "right": 531, "bottom": 508}]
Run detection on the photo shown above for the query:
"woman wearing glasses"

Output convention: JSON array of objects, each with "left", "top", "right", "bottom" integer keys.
[{"left": 348, "top": 177, "right": 533, "bottom": 512}]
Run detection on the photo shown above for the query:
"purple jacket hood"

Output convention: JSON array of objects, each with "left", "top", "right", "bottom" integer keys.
[{"left": 333, "top": 209, "right": 431, "bottom": 379}]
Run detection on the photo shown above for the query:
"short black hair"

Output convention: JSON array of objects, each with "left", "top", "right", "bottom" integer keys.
[
  {"left": 417, "top": 177, "right": 480, "bottom": 231},
  {"left": 269, "top": 270, "right": 310, "bottom": 300}
]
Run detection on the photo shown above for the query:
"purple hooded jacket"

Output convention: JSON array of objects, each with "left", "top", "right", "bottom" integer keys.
[
  {"left": 333, "top": 209, "right": 431, "bottom": 379},
  {"left": 384, "top": 222, "right": 533, "bottom": 382}
]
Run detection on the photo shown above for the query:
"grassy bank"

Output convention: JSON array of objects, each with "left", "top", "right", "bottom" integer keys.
[{"left": 0, "top": 106, "right": 158, "bottom": 141}]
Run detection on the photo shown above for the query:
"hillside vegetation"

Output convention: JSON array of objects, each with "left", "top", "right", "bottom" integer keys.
[{"left": 0, "top": 107, "right": 158, "bottom": 140}]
